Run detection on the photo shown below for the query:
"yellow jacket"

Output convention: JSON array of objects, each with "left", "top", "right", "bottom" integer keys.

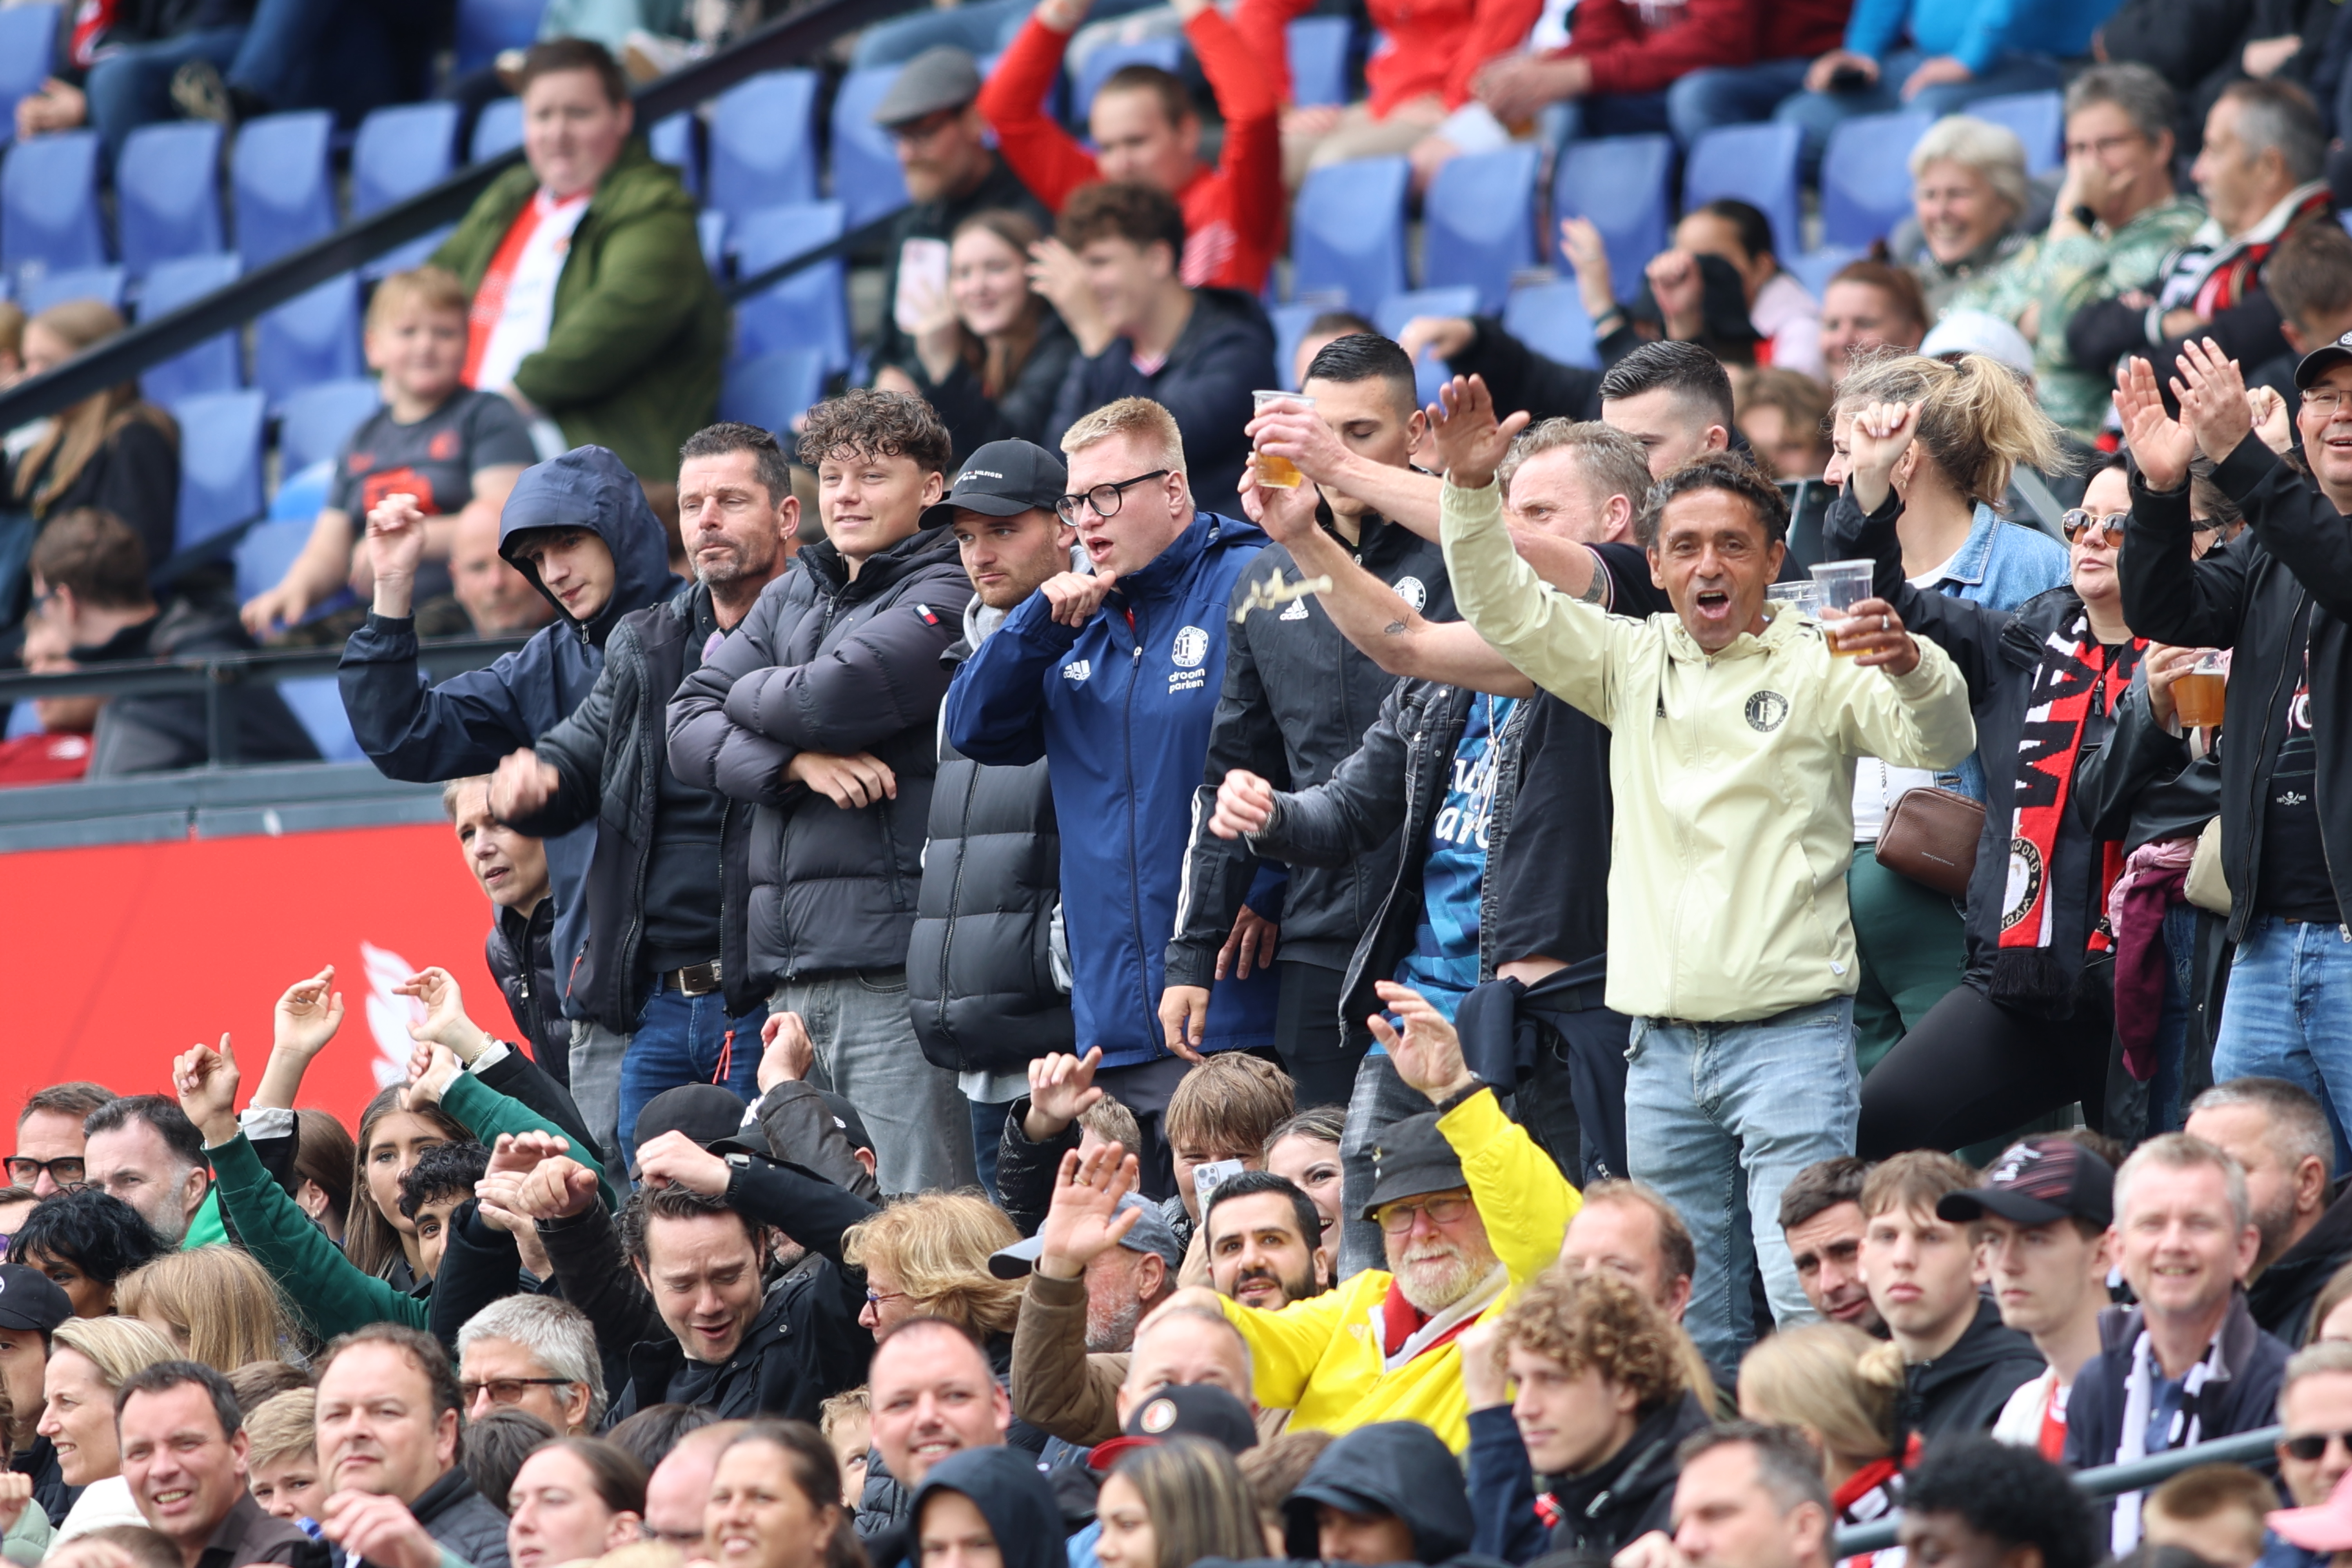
[
  {"left": 1218, "top": 1087, "right": 1580, "bottom": 1452},
  {"left": 1440, "top": 477, "right": 1976, "bottom": 1024}
]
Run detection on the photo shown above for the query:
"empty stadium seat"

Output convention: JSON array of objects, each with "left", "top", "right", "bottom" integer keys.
[
  {"left": 1969, "top": 91, "right": 2063, "bottom": 175},
  {"left": 1291, "top": 156, "right": 1408, "bottom": 312},
  {"left": 353, "top": 102, "right": 461, "bottom": 276},
  {"left": 1269, "top": 301, "right": 1321, "bottom": 393},
  {"left": 254, "top": 273, "right": 364, "bottom": 409},
  {"left": 1286, "top": 16, "right": 1352, "bottom": 108},
  {"left": 23, "top": 265, "right": 124, "bottom": 314},
  {"left": 830, "top": 67, "right": 912, "bottom": 229},
  {"left": 138, "top": 252, "right": 243, "bottom": 405},
  {"left": 276, "top": 678, "right": 365, "bottom": 763},
  {"left": 1820, "top": 110, "right": 1932, "bottom": 250},
  {"left": 698, "top": 210, "right": 728, "bottom": 276},
  {"left": 2, "top": 131, "right": 105, "bottom": 285},
  {"left": 650, "top": 112, "right": 700, "bottom": 198},
  {"left": 1682, "top": 122, "right": 1802, "bottom": 263},
  {"left": 1422, "top": 143, "right": 1539, "bottom": 311},
  {"left": 471, "top": 98, "right": 524, "bottom": 162},
  {"left": 1553, "top": 133, "right": 1673, "bottom": 305},
  {"left": 1073, "top": 37, "right": 1184, "bottom": 121},
  {"left": 719, "top": 349, "right": 828, "bottom": 434},
  {"left": 1377, "top": 287, "right": 1480, "bottom": 406},
  {"left": 233, "top": 518, "right": 315, "bottom": 604},
  {"left": 456, "top": 0, "right": 548, "bottom": 74},
  {"left": 733, "top": 201, "right": 851, "bottom": 371},
  {"left": 0, "top": 5, "right": 59, "bottom": 150},
  {"left": 1503, "top": 280, "right": 1600, "bottom": 370},
  {"left": 1786, "top": 244, "right": 1863, "bottom": 299},
  {"left": 279, "top": 377, "right": 383, "bottom": 473},
  {"left": 172, "top": 389, "right": 267, "bottom": 549},
  {"left": 708, "top": 71, "right": 820, "bottom": 226},
  {"left": 270, "top": 459, "right": 334, "bottom": 523},
  {"left": 116, "top": 122, "right": 225, "bottom": 276},
  {"left": 233, "top": 111, "right": 338, "bottom": 269}
]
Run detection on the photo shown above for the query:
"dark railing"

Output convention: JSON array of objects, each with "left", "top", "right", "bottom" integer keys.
[{"left": 1831, "top": 1425, "right": 2285, "bottom": 1556}]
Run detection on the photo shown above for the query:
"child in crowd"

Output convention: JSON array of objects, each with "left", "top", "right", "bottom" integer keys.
[
  {"left": 243, "top": 1389, "right": 324, "bottom": 1529},
  {"left": 2140, "top": 1466, "right": 2276, "bottom": 1568},
  {"left": 819, "top": 1388, "right": 871, "bottom": 1507}
]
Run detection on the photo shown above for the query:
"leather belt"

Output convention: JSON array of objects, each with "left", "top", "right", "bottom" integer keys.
[{"left": 659, "top": 960, "right": 723, "bottom": 996}]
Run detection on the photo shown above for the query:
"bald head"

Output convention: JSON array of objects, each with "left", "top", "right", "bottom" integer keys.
[
  {"left": 644, "top": 1420, "right": 748, "bottom": 1552},
  {"left": 1116, "top": 1304, "right": 1255, "bottom": 1424}
]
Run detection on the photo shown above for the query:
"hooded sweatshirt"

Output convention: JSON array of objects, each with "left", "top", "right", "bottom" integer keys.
[
  {"left": 1898, "top": 1298, "right": 2047, "bottom": 1447},
  {"left": 1285, "top": 1423, "right": 1474, "bottom": 1563},
  {"left": 898, "top": 1448, "right": 1069, "bottom": 1568},
  {"left": 340, "top": 445, "right": 682, "bottom": 1018}
]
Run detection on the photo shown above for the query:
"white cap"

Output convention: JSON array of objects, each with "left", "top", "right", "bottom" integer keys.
[{"left": 1919, "top": 310, "right": 2035, "bottom": 377}]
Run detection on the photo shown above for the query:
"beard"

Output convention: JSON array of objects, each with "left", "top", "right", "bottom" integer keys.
[
  {"left": 1085, "top": 1289, "right": 1144, "bottom": 1354},
  {"left": 1392, "top": 1237, "right": 1491, "bottom": 1315},
  {"left": 1230, "top": 1260, "right": 1316, "bottom": 1309}
]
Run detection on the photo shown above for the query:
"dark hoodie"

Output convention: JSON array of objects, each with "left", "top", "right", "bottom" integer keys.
[
  {"left": 79, "top": 594, "right": 319, "bottom": 775},
  {"left": 339, "top": 445, "right": 681, "bottom": 1018},
  {"left": 1285, "top": 1423, "right": 1474, "bottom": 1565},
  {"left": 1468, "top": 1389, "right": 1713, "bottom": 1563},
  {"left": 889, "top": 1446, "right": 1069, "bottom": 1568},
  {"left": 2248, "top": 1181, "right": 2352, "bottom": 1347},
  {"left": 1898, "top": 1298, "right": 2047, "bottom": 1447}
]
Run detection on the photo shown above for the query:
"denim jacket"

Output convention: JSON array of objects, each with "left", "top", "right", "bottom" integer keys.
[{"left": 1920, "top": 503, "right": 2071, "bottom": 803}]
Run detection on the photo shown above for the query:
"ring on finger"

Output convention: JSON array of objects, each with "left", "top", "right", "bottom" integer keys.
[{"left": 1880, "top": 614, "right": 1890, "bottom": 632}]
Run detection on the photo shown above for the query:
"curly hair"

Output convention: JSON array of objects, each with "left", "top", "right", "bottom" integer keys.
[
  {"left": 1637, "top": 450, "right": 1788, "bottom": 549},
  {"left": 842, "top": 1193, "right": 1023, "bottom": 1339},
  {"left": 795, "top": 388, "right": 953, "bottom": 478},
  {"left": 1903, "top": 1434, "right": 2098, "bottom": 1568},
  {"left": 1490, "top": 1268, "right": 1684, "bottom": 1411}
]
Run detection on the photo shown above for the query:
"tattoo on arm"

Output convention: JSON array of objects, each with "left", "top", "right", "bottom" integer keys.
[
  {"left": 1575, "top": 550, "right": 1610, "bottom": 606},
  {"left": 1384, "top": 621, "right": 1407, "bottom": 637}
]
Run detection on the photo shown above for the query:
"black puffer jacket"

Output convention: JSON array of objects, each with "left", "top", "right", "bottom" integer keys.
[
  {"left": 667, "top": 527, "right": 975, "bottom": 986},
  {"left": 908, "top": 601, "right": 1072, "bottom": 1074},
  {"left": 1167, "top": 518, "right": 1448, "bottom": 987},
  {"left": 486, "top": 898, "right": 570, "bottom": 1084},
  {"left": 410, "top": 1468, "right": 512, "bottom": 1568}
]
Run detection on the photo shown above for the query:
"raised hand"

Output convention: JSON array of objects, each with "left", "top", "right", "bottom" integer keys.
[
  {"left": 2114, "top": 357, "right": 2198, "bottom": 490},
  {"left": 635, "top": 1129, "right": 733, "bottom": 1197},
  {"left": 401, "top": 1043, "right": 463, "bottom": 1111},
  {"left": 488, "top": 747, "right": 562, "bottom": 823},
  {"left": 485, "top": 1131, "right": 572, "bottom": 1179},
  {"left": 1369, "top": 981, "right": 1476, "bottom": 1104},
  {"left": 1210, "top": 768, "right": 1277, "bottom": 840},
  {"left": 512, "top": 1154, "right": 600, "bottom": 1221},
  {"left": 1035, "top": 1142, "right": 1141, "bottom": 1280},
  {"left": 759, "top": 1011, "right": 815, "bottom": 1091},
  {"left": 1025, "top": 1048, "right": 1105, "bottom": 1139},
  {"left": 174, "top": 1035, "right": 242, "bottom": 1146},
  {"left": 1396, "top": 316, "right": 1476, "bottom": 368},
  {"left": 1832, "top": 596, "right": 1922, "bottom": 675},
  {"left": 1844, "top": 399, "right": 1919, "bottom": 514},
  {"left": 1454, "top": 1318, "right": 1509, "bottom": 1410},
  {"left": 1238, "top": 461, "right": 1319, "bottom": 544},
  {"left": 2174, "top": 338, "right": 2255, "bottom": 463},
  {"left": 1427, "top": 375, "right": 1531, "bottom": 492},
  {"left": 786, "top": 751, "right": 898, "bottom": 809},
  {"left": 1558, "top": 218, "right": 1616, "bottom": 319},
  {"left": 397, "top": 967, "right": 492, "bottom": 1062},
  {"left": 274, "top": 966, "right": 345, "bottom": 1055},
  {"left": 365, "top": 494, "right": 429, "bottom": 617},
  {"left": 2251, "top": 385, "right": 2294, "bottom": 454},
  {"left": 1644, "top": 250, "right": 1704, "bottom": 338}
]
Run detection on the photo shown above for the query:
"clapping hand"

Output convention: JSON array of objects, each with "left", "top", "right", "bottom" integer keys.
[
  {"left": 2174, "top": 338, "right": 2256, "bottom": 463},
  {"left": 2114, "top": 357, "right": 2198, "bottom": 490},
  {"left": 1426, "top": 375, "right": 1530, "bottom": 492},
  {"left": 1369, "top": 981, "right": 1476, "bottom": 1104},
  {"left": 1035, "top": 1142, "right": 1140, "bottom": 1281}
]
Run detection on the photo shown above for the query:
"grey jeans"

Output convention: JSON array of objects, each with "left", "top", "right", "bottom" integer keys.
[
  {"left": 566, "top": 1018, "right": 628, "bottom": 1176},
  {"left": 770, "top": 967, "right": 979, "bottom": 1196}
]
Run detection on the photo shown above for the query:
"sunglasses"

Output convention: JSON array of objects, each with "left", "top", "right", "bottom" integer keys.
[
  {"left": 2284, "top": 1432, "right": 2352, "bottom": 1461},
  {"left": 2061, "top": 510, "right": 2128, "bottom": 544}
]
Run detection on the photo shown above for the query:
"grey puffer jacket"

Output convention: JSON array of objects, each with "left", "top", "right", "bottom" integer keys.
[
  {"left": 409, "top": 1468, "right": 511, "bottom": 1568},
  {"left": 666, "top": 527, "right": 975, "bottom": 987}
]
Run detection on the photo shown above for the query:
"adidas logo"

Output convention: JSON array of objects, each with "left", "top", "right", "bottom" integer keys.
[
  {"left": 1279, "top": 598, "right": 1308, "bottom": 621},
  {"left": 1062, "top": 659, "right": 1092, "bottom": 683}
]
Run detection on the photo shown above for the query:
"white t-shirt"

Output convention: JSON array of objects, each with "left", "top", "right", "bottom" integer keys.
[
  {"left": 1853, "top": 551, "right": 1960, "bottom": 841},
  {"left": 472, "top": 189, "right": 593, "bottom": 394},
  {"left": 1993, "top": 1367, "right": 2071, "bottom": 1453}
]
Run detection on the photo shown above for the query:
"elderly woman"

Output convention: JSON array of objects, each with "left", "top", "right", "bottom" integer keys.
[{"left": 1891, "top": 117, "right": 2034, "bottom": 317}]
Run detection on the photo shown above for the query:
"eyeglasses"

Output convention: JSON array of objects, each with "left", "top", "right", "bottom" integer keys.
[
  {"left": 1375, "top": 1194, "right": 1472, "bottom": 1235},
  {"left": 2061, "top": 510, "right": 2128, "bottom": 544},
  {"left": 2284, "top": 1432, "right": 2352, "bottom": 1461},
  {"left": 459, "top": 1377, "right": 573, "bottom": 1406},
  {"left": 2305, "top": 389, "right": 2352, "bottom": 416},
  {"left": 2064, "top": 132, "right": 2147, "bottom": 160},
  {"left": 4, "top": 1156, "right": 85, "bottom": 1188},
  {"left": 864, "top": 1287, "right": 908, "bottom": 1307},
  {"left": 1054, "top": 470, "right": 1171, "bottom": 525}
]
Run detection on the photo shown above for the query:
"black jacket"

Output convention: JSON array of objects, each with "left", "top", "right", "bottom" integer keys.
[
  {"left": 908, "top": 604, "right": 1073, "bottom": 1074},
  {"left": 78, "top": 596, "right": 319, "bottom": 775},
  {"left": 667, "top": 526, "right": 975, "bottom": 987},
  {"left": 11, "top": 1438, "right": 71, "bottom": 1528},
  {"left": 1468, "top": 1391, "right": 1712, "bottom": 1563},
  {"left": 900, "top": 1447, "right": 1071, "bottom": 1567},
  {"left": 1898, "top": 1298, "right": 2046, "bottom": 1446},
  {"left": 1285, "top": 1423, "right": 1474, "bottom": 1564},
  {"left": 486, "top": 898, "right": 570, "bottom": 1085},
  {"left": 512, "top": 580, "right": 751, "bottom": 1027},
  {"left": 910, "top": 315, "right": 1081, "bottom": 467},
  {"left": 2249, "top": 1183, "right": 2352, "bottom": 1345},
  {"left": 2121, "top": 444, "right": 2352, "bottom": 938},
  {"left": 13, "top": 415, "right": 180, "bottom": 570},
  {"left": 1442, "top": 319, "right": 1604, "bottom": 426},
  {"left": 408, "top": 1468, "right": 511, "bottom": 1568},
  {"left": 1167, "top": 519, "right": 1448, "bottom": 987}
]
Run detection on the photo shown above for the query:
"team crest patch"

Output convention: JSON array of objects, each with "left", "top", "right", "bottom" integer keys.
[
  {"left": 1139, "top": 1396, "right": 1179, "bottom": 1434},
  {"left": 1394, "top": 576, "right": 1427, "bottom": 612},
  {"left": 1172, "top": 626, "right": 1209, "bottom": 668},
  {"left": 1744, "top": 690, "right": 1789, "bottom": 732},
  {"left": 2002, "top": 839, "right": 2045, "bottom": 931}
]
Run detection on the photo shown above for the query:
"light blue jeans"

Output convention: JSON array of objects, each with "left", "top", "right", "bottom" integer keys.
[
  {"left": 770, "top": 967, "right": 977, "bottom": 1197},
  {"left": 1338, "top": 1052, "right": 1429, "bottom": 1281},
  {"left": 1627, "top": 995, "right": 1860, "bottom": 1371},
  {"left": 2215, "top": 916, "right": 2352, "bottom": 1169}
]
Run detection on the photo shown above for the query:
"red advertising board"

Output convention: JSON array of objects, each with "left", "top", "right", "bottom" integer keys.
[{"left": 1, "top": 824, "right": 504, "bottom": 1134}]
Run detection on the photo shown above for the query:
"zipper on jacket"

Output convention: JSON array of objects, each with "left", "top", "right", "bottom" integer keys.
[
  {"left": 1127, "top": 631, "right": 1153, "bottom": 1046},
  {"left": 933, "top": 764, "right": 978, "bottom": 1045}
]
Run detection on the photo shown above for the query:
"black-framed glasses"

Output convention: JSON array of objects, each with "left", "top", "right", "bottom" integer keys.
[
  {"left": 2284, "top": 1431, "right": 2352, "bottom": 1461},
  {"left": 1374, "top": 1194, "right": 1472, "bottom": 1235},
  {"left": 4, "top": 1156, "right": 85, "bottom": 1188},
  {"left": 459, "top": 1377, "right": 573, "bottom": 1406},
  {"left": 2061, "top": 509, "right": 2128, "bottom": 544},
  {"left": 1054, "top": 470, "right": 1171, "bottom": 525}
]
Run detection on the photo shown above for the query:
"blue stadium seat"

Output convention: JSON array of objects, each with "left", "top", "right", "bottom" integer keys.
[
  {"left": 353, "top": 102, "right": 460, "bottom": 276},
  {"left": 471, "top": 98, "right": 524, "bottom": 162},
  {"left": 831, "top": 67, "right": 912, "bottom": 229},
  {"left": 233, "top": 518, "right": 315, "bottom": 603},
  {"left": 277, "top": 678, "right": 364, "bottom": 762},
  {"left": 0, "top": 5, "right": 59, "bottom": 150},
  {"left": 1786, "top": 244, "right": 1862, "bottom": 300},
  {"left": 456, "top": 0, "right": 548, "bottom": 74},
  {"left": 172, "top": 389, "right": 267, "bottom": 549},
  {"left": 1969, "top": 91, "right": 2063, "bottom": 175},
  {"left": 719, "top": 349, "right": 828, "bottom": 435},
  {"left": 2, "top": 131, "right": 105, "bottom": 285},
  {"left": 116, "top": 122, "right": 224, "bottom": 276},
  {"left": 1286, "top": 16, "right": 1352, "bottom": 109},
  {"left": 1073, "top": 38, "right": 1184, "bottom": 122},
  {"left": 650, "top": 112, "right": 700, "bottom": 199},
  {"left": 23, "top": 265, "right": 124, "bottom": 314},
  {"left": 254, "top": 273, "right": 363, "bottom": 410},
  {"left": 1291, "top": 156, "right": 1408, "bottom": 312},
  {"left": 233, "top": 111, "right": 338, "bottom": 269},
  {"left": 733, "top": 201, "right": 851, "bottom": 372},
  {"left": 138, "top": 252, "right": 242, "bottom": 405},
  {"left": 1682, "top": 122, "right": 1802, "bottom": 263},
  {"left": 280, "top": 377, "right": 382, "bottom": 474},
  {"left": 708, "top": 71, "right": 820, "bottom": 226},
  {"left": 270, "top": 459, "right": 334, "bottom": 522},
  {"left": 698, "top": 210, "right": 728, "bottom": 276},
  {"left": 1376, "top": 286, "right": 1479, "bottom": 406},
  {"left": 1553, "top": 133, "right": 1674, "bottom": 306},
  {"left": 1269, "top": 301, "right": 1321, "bottom": 393},
  {"left": 1421, "top": 143, "right": 1539, "bottom": 311},
  {"left": 1503, "top": 281, "right": 1599, "bottom": 370},
  {"left": 1820, "top": 110, "right": 1932, "bottom": 250},
  {"left": 3, "top": 700, "right": 38, "bottom": 740}
]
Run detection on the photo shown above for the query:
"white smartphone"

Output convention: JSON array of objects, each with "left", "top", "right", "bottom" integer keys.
[
  {"left": 894, "top": 236, "right": 952, "bottom": 334},
  {"left": 1193, "top": 1157, "right": 1247, "bottom": 1207}
]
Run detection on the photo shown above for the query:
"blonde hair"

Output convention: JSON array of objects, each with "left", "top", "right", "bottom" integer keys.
[
  {"left": 842, "top": 1193, "right": 1024, "bottom": 1339},
  {"left": 243, "top": 1388, "right": 318, "bottom": 1469},
  {"left": 1059, "top": 396, "right": 1185, "bottom": 475},
  {"left": 50, "top": 1317, "right": 180, "bottom": 1390},
  {"left": 1908, "top": 116, "right": 2031, "bottom": 221},
  {"left": 365, "top": 265, "right": 470, "bottom": 334},
  {"left": 117, "top": 1246, "right": 297, "bottom": 1373},
  {"left": 818, "top": 1387, "right": 869, "bottom": 1444},
  {"left": 1836, "top": 352, "right": 2069, "bottom": 510},
  {"left": 1739, "top": 1323, "right": 1898, "bottom": 1472},
  {"left": 13, "top": 300, "right": 178, "bottom": 517}
]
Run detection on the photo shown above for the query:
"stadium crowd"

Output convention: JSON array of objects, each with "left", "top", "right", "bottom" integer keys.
[{"left": 19, "top": 1, "right": 2352, "bottom": 1568}]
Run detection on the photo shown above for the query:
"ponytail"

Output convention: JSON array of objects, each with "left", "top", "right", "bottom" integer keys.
[{"left": 1835, "top": 351, "right": 2071, "bottom": 510}]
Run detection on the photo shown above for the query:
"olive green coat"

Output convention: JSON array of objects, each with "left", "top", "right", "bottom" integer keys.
[{"left": 432, "top": 140, "right": 729, "bottom": 481}]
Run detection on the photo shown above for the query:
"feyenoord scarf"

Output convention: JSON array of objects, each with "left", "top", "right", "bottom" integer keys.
[{"left": 1994, "top": 612, "right": 2145, "bottom": 1001}]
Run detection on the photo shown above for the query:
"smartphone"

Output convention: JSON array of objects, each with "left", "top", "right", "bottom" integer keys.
[
  {"left": 894, "top": 236, "right": 952, "bottom": 334},
  {"left": 1193, "top": 1158, "right": 1247, "bottom": 1207},
  {"left": 1827, "top": 62, "right": 1873, "bottom": 91}
]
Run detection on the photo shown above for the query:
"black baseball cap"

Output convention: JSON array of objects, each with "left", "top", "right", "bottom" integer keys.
[
  {"left": 2298, "top": 328, "right": 2352, "bottom": 389},
  {"left": 1087, "top": 1383, "right": 1259, "bottom": 1469},
  {"left": 0, "top": 1264, "right": 72, "bottom": 1333},
  {"left": 921, "top": 440, "right": 1068, "bottom": 530},
  {"left": 1358, "top": 1112, "right": 1468, "bottom": 1219},
  {"left": 630, "top": 1084, "right": 752, "bottom": 1177},
  {"left": 1937, "top": 1136, "right": 2114, "bottom": 1229}
]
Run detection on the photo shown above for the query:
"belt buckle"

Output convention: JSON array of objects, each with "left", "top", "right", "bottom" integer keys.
[{"left": 677, "top": 960, "right": 722, "bottom": 996}]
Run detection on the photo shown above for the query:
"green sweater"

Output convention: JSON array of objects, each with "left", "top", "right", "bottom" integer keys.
[
  {"left": 210, "top": 1072, "right": 615, "bottom": 1341},
  {"left": 431, "top": 140, "right": 729, "bottom": 482}
]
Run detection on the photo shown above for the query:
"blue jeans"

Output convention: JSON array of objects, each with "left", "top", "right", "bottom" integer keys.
[
  {"left": 969, "top": 1098, "right": 1015, "bottom": 1201},
  {"left": 1628, "top": 996, "right": 1860, "bottom": 1371},
  {"left": 1666, "top": 56, "right": 1813, "bottom": 147},
  {"left": 770, "top": 967, "right": 977, "bottom": 1197},
  {"left": 616, "top": 988, "right": 768, "bottom": 1167},
  {"left": 2214, "top": 916, "right": 2352, "bottom": 1170},
  {"left": 229, "top": 0, "right": 408, "bottom": 123},
  {"left": 85, "top": 26, "right": 245, "bottom": 168},
  {"left": 2145, "top": 902, "right": 2202, "bottom": 1136},
  {"left": 1772, "top": 49, "right": 2066, "bottom": 174},
  {"left": 1338, "top": 1052, "right": 1430, "bottom": 1281}
]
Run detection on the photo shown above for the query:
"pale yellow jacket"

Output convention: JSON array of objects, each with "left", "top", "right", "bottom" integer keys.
[
  {"left": 1216, "top": 1086, "right": 1580, "bottom": 1452},
  {"left": 1440, "top": 477, "right": 1976, "bottom": 1024}
]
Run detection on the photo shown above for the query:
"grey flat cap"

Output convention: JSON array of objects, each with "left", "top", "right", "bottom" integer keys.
[{"left": 872, "top": 46, "right": 982, "bottom": 127}]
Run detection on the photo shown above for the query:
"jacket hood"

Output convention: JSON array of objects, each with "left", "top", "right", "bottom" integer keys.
[
  {"left": 804, "top": 519, "right": 966, "bottom": 599},
  {"left": 1285, "top": 1422, "right": 1472, "bottom": 1563},
  {"left": 907, "top": 1448, "right": 1065, "bottom": 1568},
  {"left": 497, "top": 445, "right": 682, "bottom": 648}
]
